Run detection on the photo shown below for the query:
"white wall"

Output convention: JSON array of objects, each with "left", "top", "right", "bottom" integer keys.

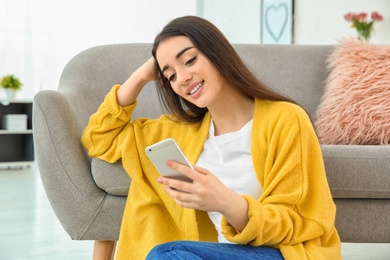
[
  {"left": 2, "top": 0, "right": 389, "bottom": 100},
  {"left": 50, "top": 0, "right": 198, "bottom": 90},
  {"left": 0, "top": 0, "right": 198, "bottom": 99},
  {"left": 294, "top": 0, "right": 390, "bottom": 44},
  {"left": 198, "top": 0, "right": 261, "bottom": 43},
  {"left": 199, "top": 0, "right": 390, "bottom": 45}
]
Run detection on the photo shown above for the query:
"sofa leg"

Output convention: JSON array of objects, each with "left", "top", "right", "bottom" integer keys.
[{"left": 92, "top": 240, "right": 117, "bottom": 260}]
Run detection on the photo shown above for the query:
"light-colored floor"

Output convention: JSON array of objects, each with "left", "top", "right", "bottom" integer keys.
[
  {"left": 1, "top": 163, "right": 390, "bottom": 260},
  {"left": 0, "top": 163, "right": 93, "bottom": 260}
]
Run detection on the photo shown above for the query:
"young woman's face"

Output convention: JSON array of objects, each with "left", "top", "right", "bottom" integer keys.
[{"left": 155, "top": 36, "right": 226, "bottom": 109}]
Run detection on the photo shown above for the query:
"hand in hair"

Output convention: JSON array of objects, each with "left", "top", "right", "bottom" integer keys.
[{"left": 117, "top": 57, "right": 156, "bottom": 106}]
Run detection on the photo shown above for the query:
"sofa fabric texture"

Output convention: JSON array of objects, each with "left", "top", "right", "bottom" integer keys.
[{"left": 33, "top": 43, "right": 390, "bottom": 244}]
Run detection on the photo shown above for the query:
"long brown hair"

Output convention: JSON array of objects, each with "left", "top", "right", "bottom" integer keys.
[{"left": 152, "top": 16, "right": 295, "bottom": 123}]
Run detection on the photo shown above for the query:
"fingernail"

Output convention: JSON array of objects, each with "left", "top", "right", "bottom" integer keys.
[{"left": 157, "top": 177, "right": 163, "bottom": 183}]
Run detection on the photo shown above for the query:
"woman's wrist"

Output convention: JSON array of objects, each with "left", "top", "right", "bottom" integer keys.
[{"left": 220, "top": 191, "right": 249, "bottom": 232}]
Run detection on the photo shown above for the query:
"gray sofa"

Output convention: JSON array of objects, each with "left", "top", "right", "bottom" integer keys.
[{"left": 33, "top": 43, "right": 390, "bottom": 259}]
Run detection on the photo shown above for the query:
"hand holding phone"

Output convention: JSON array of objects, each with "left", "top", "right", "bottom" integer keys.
[{"left": 145, "top": 138, "right": 193, "bottom": 182}]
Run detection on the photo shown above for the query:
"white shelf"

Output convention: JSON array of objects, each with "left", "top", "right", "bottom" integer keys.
[
  {"left": 0, "top": 161, "right": 34, "bottom": 170},
  {"left": 1, "top": 99, "right": 33, "bottom": 103},
  {"left": 0, "top": 129, "right": 33, "bottom": 134}
]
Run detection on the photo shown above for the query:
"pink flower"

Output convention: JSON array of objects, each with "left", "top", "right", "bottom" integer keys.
[
  {"left": 343, "top": 11, "right": 384, "bottom": 41},
  {"left": 355, "top": 12, "right": 368, "bottom": 22},
  {"left": 344, "top": 12, "right": 354, "bottom": 21},
  {"left": 372, "top": 11, "right": 384, "bottom": 21}
]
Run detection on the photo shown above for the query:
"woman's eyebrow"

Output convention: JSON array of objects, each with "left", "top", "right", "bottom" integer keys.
[{"left": 161, "top": 46, "right": 195, "bottom": 73}]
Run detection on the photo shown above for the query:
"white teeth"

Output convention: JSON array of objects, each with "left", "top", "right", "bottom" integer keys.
[{"left": 189, "top": 83, "right": 203, "bottom": 95}]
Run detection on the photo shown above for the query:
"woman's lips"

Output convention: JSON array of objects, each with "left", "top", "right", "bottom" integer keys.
[{"left": 188, "top": 81, "right": 204, "bottom": 95}]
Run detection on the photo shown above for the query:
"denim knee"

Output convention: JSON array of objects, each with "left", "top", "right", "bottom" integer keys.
[{"left": 146, "top": 242, "right": 175, "bottom": 260}]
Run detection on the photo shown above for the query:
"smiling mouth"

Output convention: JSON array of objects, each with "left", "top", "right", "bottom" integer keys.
[{"left": 189, "top": 82, "right": 204, "bottom": 95}]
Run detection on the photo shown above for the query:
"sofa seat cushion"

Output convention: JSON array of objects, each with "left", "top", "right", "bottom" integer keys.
[
  {"left": 322, "top": 145, "right": 390, "bottom": 199},
  {"left": 92, "top": 145, "right": 390, "bottom": 199},
  {"left": 91, "top": 158, "right": 130, "bottom": 196},
  {"left": 91, "top": 145, "right": 390, "bottom": 199}
]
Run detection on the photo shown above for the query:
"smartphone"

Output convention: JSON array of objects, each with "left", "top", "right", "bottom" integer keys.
[{"left": 145, "top": 138, "right": 193, "bottom": 182}]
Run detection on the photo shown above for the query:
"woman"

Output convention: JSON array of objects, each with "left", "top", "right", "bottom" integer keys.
[{"left": 82, "top": 16, "right": 341, "bottom": 259}]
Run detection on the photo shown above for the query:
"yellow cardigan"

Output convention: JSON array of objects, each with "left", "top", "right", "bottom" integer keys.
[{"left": 82, "top": 85, "right": 341, "bottom": 260}]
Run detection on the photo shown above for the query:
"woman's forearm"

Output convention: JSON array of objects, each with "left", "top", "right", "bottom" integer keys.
[{"left": 117, "top": 57, "right": 156, "bottom": 106}]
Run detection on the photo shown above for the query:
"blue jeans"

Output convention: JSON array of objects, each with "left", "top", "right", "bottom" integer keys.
[{"left": 146, "top": 241, "right": 284, "bottom": 260}]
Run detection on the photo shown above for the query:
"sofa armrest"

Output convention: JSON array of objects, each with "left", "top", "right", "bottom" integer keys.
[{"left": 33, "top": 90, "right": 124, "bottom": 240}]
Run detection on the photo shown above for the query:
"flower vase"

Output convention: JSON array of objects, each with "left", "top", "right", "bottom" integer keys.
[
  {"left": 5, "top": 89, "right": 16, "bottom": 101},
  {"left": 357, "top": 28, "right": 372, "bottom": 42}
]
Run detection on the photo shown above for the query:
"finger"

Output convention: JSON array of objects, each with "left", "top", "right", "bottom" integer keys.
[
  {"left": 173, "top": 198, "right": 198, "bottom": 209},
  {"left": 166, "top": 160, "right": 199, "bottom": 180},
  {"left": 159, "top": 176, "right": 193, "bottom": 193},
  {"left": 193, "top": 165, "right": 210, "bottom": 175},
  {"left": 164, "top": 185, "right": 194, "bottom": 203}
]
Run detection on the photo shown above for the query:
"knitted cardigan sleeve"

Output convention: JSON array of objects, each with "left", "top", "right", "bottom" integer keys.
[{"left": 81, "top": 85, "right": 137, "bottom": 163}]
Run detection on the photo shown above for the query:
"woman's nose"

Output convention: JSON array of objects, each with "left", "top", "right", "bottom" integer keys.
[{"left": 177, "top": 69, "right": 192, "bottom": 86}]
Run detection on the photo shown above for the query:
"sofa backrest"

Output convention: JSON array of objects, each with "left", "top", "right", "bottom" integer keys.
[
  {"left": 233, "top": 44, "right": 333, "bottom": 120},
  {"left": 58, "top": 44, "right": 162, "bottom": 133},
  {"left": 58, "top": 43, "right": 334, "bottom": 131}
]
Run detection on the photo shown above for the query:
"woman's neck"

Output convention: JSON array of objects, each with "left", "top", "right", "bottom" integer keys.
[{"left": 209, "top": 91, "right": 255, "bottom": 136}]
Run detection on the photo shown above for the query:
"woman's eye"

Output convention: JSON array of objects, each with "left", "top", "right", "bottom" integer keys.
[
  {"left": 185, "top": 56, "right": 197, "bottom": 65},
  {"left": 168, "top": 73, "right": 176, "bottom": 82}
]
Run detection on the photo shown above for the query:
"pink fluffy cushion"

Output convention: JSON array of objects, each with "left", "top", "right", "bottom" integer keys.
[{"left": 315, "top": 38, "right": 390, "bottom": 145}]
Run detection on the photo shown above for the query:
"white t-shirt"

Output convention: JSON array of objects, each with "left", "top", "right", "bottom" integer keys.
[{"left": 196, "top": 119, "right": 262, "bottom": 243}]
